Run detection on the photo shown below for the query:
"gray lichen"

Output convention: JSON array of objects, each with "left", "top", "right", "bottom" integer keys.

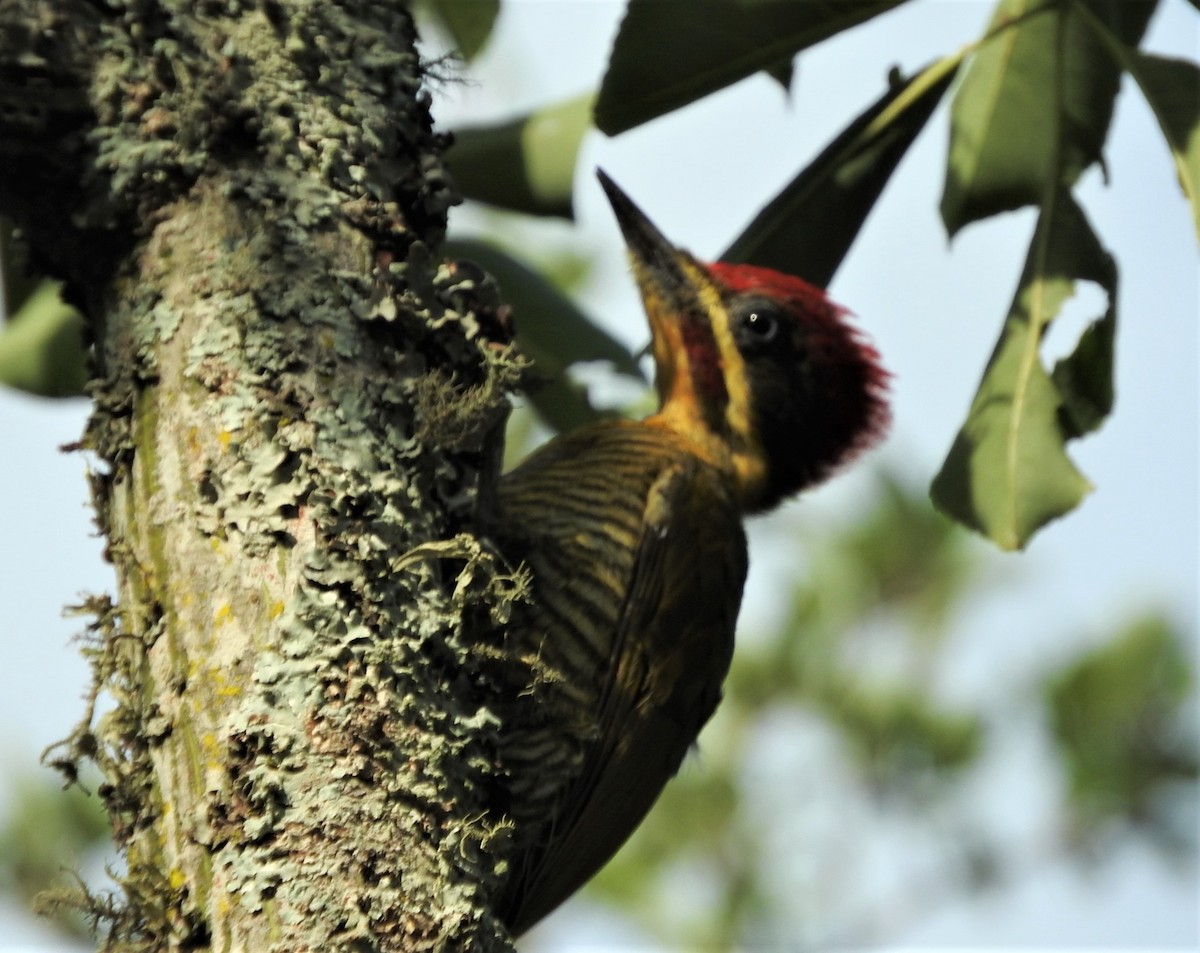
[{"left": 4, "top": 1, "right": 525, "bottom": 949}]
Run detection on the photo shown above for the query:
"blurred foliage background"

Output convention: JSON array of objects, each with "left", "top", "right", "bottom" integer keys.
[{"left": 581, "top": 483, "right": 1196, "bottom": 948}]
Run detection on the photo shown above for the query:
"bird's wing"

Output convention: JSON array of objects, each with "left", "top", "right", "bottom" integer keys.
[{"left": 501, "top": 453, "right": 748, "bottom": 933}]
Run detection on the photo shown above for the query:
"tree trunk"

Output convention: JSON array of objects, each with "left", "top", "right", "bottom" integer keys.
[{"left": 1, "top": 2, "right": 517, "bottom": 949}]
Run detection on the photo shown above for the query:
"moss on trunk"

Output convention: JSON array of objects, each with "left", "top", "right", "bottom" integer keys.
[{"left": 1, "top": 1, "right": 520, "bottom": 949}]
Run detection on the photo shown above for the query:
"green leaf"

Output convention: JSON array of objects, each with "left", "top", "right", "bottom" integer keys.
[
  {"left": 1122, "top": 54, "right": 1200, "bottom": 242},
  {"left": 822, "top": 677, "right": 982, "bottom": 779},
  {"left": 941, "top": 0, "right": 1156, "bottom": 236},
  {"left": 1114, "top": 52, "right": 1200, "bottom": 241},
  {"left": 1046, "top": 614, "right": 1198, "bottom": 833},
  {"left": 833, "top": 471, "right": 983, "bottom": 633},
  {"left": 765, "top": 57, "right": 796, "bottom": 95},
  {"left": 1051, "top": 293, "right": 1115, "bottom": 439},
  {"left": 0, "top": 279, "right": 87, "bottom": 397},
  {"left": 419, "top": 0, "right": 499, "bottom": 62},
  {"left": 595, "top": 0, "right": 908, "bottom": 135},
  {"left": 932, "top": 191, "right": 1116, "bottom": 549},
  {"left": 449, "top": 93, "right": 593, "bottom": 219},
  {"left": 722, "top": 56, "right": 959, "bottom": 286},
  {"left": 1069, "top": 1, "right": 1200, "bottom": 240},
  {"left": 443, "top": 238, "right": 644, "bottom": 432}
]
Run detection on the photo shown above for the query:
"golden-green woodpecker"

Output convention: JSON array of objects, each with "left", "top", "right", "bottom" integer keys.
[{"left": 488, "top": 170, "right": 890, "bottom": 934}]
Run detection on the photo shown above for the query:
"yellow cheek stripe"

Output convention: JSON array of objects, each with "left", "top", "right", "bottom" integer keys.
[
  {"left": 686, "top": 263, "right": 752, "bottom": 443},
  {"left": 686, "top": 262, "right": 768, "bottom": 505}
]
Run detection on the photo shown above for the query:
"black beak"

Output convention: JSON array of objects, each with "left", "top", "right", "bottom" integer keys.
[{"left": 596, "top": 169, "right": 694, "bottom": 295}]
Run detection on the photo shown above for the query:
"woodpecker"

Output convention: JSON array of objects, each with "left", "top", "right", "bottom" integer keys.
[{"left": 487, "top": 170, "right": 890, "bottom": 934}]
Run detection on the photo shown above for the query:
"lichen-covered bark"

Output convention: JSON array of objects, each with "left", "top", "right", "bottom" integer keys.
[{"left": 1, "top": 2, "right": 518, "bottom": 950}]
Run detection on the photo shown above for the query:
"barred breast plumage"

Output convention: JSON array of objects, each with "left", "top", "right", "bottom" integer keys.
[{"left": 492, "top": 419, "right": 748, "bottom": 933}]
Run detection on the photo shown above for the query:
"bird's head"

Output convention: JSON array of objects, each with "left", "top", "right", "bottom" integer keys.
[{"left": 598, "top": 170, "right": 890, "bottom": 513}]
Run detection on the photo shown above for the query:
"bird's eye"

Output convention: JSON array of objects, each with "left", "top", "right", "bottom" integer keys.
[{"left": 737, "top": 303, "right": 781, "bottom": 345}]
